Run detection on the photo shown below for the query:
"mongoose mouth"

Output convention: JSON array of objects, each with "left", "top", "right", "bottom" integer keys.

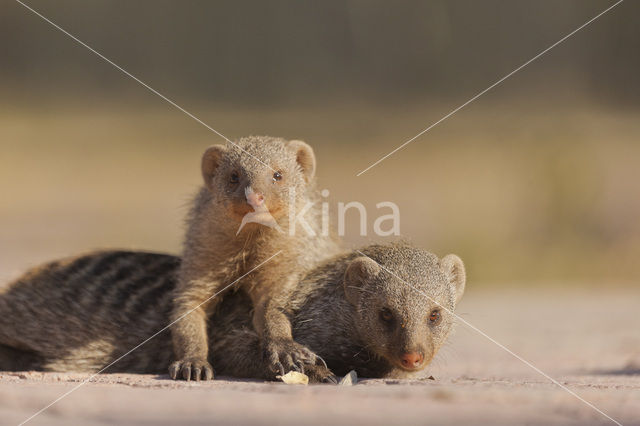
[
  {"left": 231, "top": 204, "right": 253, "bottom": 218},
  {"left": 230, "top": 202, "right": 285, "bottom": 219},
  {"left": 392, "top": 360, "right": 427, "bottom": 372},
  {"left": 394, "top": 362, "right": 427, "bottom": 372}
]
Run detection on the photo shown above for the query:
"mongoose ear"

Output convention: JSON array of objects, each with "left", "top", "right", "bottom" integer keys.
[
  {"left": 201, "top": 145, "right": 228, "bottom": 190},
  {"left": 343, "top": 256, "right": 381, "bottom": 305},
  {"left": 441, "top": 254, "right": 466, "bottom": 305},
  {"left": 288, "top": 140, "right": 316, "bottom": 182}
]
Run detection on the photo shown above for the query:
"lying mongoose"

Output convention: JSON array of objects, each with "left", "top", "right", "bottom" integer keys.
[
  {"left": 171, "top": 136, "right": 340, "bottom": 380},
  {"left": 210, "top": 242, "right": 467, "bottom": 380},
  {"left": 0, "top": 243, "right": 465, "bottom": 382}
]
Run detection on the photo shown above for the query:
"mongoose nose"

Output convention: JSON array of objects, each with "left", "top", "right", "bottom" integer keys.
[
  {"left": 246, "top": 191, "right": 265, "bottom": 207},
  {"left": 401, "top": 352, "right": 424, "bottom": 369}
]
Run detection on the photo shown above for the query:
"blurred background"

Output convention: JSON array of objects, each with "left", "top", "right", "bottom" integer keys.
[{"left": 1, "top": 0, "right": 639, "bottom": 286}]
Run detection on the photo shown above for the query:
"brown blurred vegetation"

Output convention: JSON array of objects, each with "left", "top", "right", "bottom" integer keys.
[{"left": 1, "top": 1, "right": 639, "bottom": 286}]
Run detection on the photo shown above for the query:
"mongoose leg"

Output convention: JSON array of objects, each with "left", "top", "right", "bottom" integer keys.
[
  {"left": 250, "top": 276, "right": 321, "bottom": 377},
  {"left": 169, "top": 289, "right": 216, "bottom": 381}
]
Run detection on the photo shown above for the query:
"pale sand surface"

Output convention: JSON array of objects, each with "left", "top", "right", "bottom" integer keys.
[{"left": 1, "top": 288, "right": 638, "bottom": 425}]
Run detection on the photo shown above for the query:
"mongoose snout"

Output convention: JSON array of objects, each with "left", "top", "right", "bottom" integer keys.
[
  {"left": 231, "top": 187, "right": 267, "bottom": 220},
  {"left": 231, "top": 184, "right": 279, "bottom": 221},
  {"left": 373, "top": 318, "right": 435, "bottom": 372},
  {"left": 400, "top": 352, "right": 424, "bottom": 370},
  {"left": 245, "top": 188, "right": 265, "bottom": 207}
]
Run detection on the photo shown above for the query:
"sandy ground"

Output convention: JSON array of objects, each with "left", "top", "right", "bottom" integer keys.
[{"left": 0, "top": 288, "right": 638, "bottom": 425}]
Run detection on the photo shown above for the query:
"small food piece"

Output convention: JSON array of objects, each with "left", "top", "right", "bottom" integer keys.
[
  {"left": 339, "top": 370, "right": 358, "bottom": 386},
  {"left": 276, "top": 371, "right": 309, "bottom": 385}
]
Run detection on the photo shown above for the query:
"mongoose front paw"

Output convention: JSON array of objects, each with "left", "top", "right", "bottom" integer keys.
[
  {"left": 168, "top": 358, "right": 214, "bottom": 381},
  {"left": 264, "top": 339, "right": 319, "bottom": 377}
]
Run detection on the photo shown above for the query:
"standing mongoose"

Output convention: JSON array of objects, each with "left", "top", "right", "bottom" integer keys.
[
  {"left": 0, "top": 243, "right": 465, "bottom": 382},
  {"left": 171, "top": 136, "right": 340, "bottom": 380}
]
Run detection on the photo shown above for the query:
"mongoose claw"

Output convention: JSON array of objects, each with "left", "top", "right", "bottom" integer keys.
[
  {"left": 315, "top": 355, "right": 328, "bottom": 369},
  {"left": 323, "top": 373, "right": 339, "bottom": 385},
  {"left": 264, "top": 339, "right": 319, "bottom": 378},
  {"left": 302, "top": 363, "right": 338, "bottom": 384},
  {"left": 169, "top": 358, "right": 214, "bottom": 381},
  {"left": 273, "top": 360, "right": 285, "bottom": 377}
]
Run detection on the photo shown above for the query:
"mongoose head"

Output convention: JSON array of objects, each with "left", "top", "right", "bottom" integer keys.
[
  {"left": 200, "top": 136, "right": 316, "bottom": 233},
  {"left": 344, "top": 244, "right": 466, "bottom": 374}
]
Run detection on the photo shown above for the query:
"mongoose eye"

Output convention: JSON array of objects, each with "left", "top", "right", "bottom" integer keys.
[
  {"left": 272, "top": 171, "right": 282, "bottom": 182},
  {"left": 428, "top": 309, "right": 442, "bottom": 325},
  {"left": 380, "top": 308, "right": 394, "bottom": 323},
  {"left": 230, "top": 172, "right": 240, "bottom": 184}
]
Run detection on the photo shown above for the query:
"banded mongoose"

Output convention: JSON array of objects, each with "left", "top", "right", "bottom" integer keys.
[
  {"left": 171, "top": 136, "right": 340, "bottom": 380},
  {"left": 0, "top": 243, "right": 466, "bottom": 382}
]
